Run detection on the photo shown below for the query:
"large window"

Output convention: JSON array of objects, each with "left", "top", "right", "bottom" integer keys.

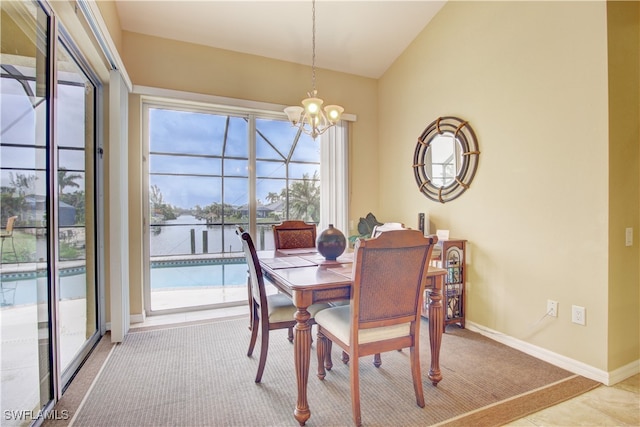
[{"left": 143, "top": 100, "right": 334, "bottom": 313}]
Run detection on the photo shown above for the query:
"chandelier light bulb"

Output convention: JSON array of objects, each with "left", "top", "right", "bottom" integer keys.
[
  {"left": 302, "top": 97, "right": 323, "bottom": 116},
  {"left": 324, "top": 105, "right": 344, "bottom": 123}
]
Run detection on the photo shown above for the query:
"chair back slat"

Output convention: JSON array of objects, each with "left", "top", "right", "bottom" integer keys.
[
  {"left": 272, "top": 220, "right": 317, "bottom": 249},
  {"left": 351, "top": 230, "right": 437, "bottom": 329},
  {"left": 3, "top": 216, "right": 17, "bottom": 235},
  {"left": 236, "top": 226, "right": 267, "bottom": 310}
]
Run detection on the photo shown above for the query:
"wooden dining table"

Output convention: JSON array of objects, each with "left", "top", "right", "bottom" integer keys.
[{"left": 257, "top": 247, "right": 447, "bottom": 426}]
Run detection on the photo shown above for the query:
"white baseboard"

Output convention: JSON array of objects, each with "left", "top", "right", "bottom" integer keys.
[
  {"left": 465, "top": 321, "right": 639, "bottom": 386},
  {"left": 609, "top": 360, "right": 640, "bottom": 385}
]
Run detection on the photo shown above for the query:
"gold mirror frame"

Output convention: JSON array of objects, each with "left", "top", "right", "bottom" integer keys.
[{"left": 413, "top": 116, "right": 480, "bottom": 203}]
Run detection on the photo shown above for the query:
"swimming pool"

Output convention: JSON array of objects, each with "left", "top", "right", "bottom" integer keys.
[
  {"left": 150, "top": 257, "right": 247, "bottom": 290},
  {"left": 0, "top": 268, "right": 87, "bottom": 306},
  {"left": 0, "top": 257, "right": 249, "bottom": 307}
]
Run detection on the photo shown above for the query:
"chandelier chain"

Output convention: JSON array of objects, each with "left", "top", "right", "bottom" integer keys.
[
  {"left": 283, "top": 0, "right": 343, "bottom": 139},
  {"left": 311, "top": 0, "right": 316, "bottom": 93}
]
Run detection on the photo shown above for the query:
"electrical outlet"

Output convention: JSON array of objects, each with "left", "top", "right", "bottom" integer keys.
[
  {"left": 547, "top": 300, "right": 558, "bottom": 317},
  {"left": 572, "top": 305, "right": 586, "bottom": 325}
]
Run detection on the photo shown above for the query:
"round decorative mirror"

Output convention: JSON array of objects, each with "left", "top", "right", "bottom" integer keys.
[{"left": 413, "top": 116, "right": 480, "bottom": 203}]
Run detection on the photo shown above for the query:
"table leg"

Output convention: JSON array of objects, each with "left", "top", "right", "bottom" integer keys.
[
  {"left": 427, "top": 274, "right": 444, "bottom": 385},
  {"left": 293, "top": 307, "right": 312, "bottom": 426}
]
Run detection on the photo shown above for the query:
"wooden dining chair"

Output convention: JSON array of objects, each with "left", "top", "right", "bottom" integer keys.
[
  {"left": 365, "top": 221, "right": 409, "bottom": 365},
  {"left": 272, "top": 220, "right": 318, "bottom": 341},
  {"left": 272, "top": 220, "right": 355, "bottom": 363},
  {"left": 339, "top": 222, "right": 409, "bottom": 369},
  {"left": 236, "top": 226, "right": 329, "bottom": 383},
  {"left": 0, "top": 216, "right": 18, "bottom": 264},
  {"left": 272, "top": 220, "right": 317, "bottom": 250},
  {"left": 314, "top": 230, "right": 438, "bottom": 426}
]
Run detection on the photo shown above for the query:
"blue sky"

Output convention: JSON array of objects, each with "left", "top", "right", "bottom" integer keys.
[
  {"left": 1, "top": 66, "right": 87, "bottom": 195},
  {"left": 1, "top": 68, "right": 320, "bottom": 211},
  {"left": 149, "top": 108, "right": 320, "bottom": 209}
]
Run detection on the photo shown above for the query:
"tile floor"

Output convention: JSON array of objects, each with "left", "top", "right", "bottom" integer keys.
[
  {"left": 136, "top": 307, "right": 640, "bottom": 427},
  {"left": 506, "top": 373, "right": 639, "bottom": 426}
]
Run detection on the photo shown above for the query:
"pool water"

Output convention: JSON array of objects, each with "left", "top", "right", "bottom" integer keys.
[
  {"left": 1, "top": 258, "right": 249, "bottom": 307},
  {"left": 150, "top": 259, "right": 247, "bottom": 290}
]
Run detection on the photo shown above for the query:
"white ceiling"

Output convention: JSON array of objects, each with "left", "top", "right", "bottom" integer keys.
[{"left": 114, "top": 1, "right": 446, "bottom": 79}]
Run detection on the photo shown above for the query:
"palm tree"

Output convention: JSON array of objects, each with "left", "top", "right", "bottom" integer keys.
[
  {"left": 265, "top": 192, "right": 280, "bottom": 204},
  {"left": 287, "top": 171, "right": 320, "bottom": 222},
  {"left": 9, "top": 172, "right": 37, "bottom": 196},
  {"left": 58, "top": 168, "right": 82, "bottom": 194}
]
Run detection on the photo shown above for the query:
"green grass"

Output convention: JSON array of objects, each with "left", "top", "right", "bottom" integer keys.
[
  {"left": 1, "top": 231, "right": 34, "bottom": 263},
  {"left": 1, "top": 230, "right": 84, "bottom": 264}
]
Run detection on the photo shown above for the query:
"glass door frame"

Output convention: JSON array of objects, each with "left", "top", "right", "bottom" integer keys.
[
  {"left": 5, "top": 0, "right": 105, "bottom": 405},
  {"left": 140, "top": 96, "right": 322, "bottom": 316},
  {"left": 54, "top": 25, "right": 104, "bottom": 392}
]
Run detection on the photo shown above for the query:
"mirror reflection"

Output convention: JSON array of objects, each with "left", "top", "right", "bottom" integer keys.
[{"left": 427, "top": 132, "right": 460, "bottom": 187}]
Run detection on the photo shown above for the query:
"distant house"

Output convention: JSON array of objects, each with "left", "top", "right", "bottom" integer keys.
[
  {"left": 264, "top": 200, "right": 284, "bottom": 220},
  {"left": 237, "top": 201, "right": 283, "bottom": 219},
  {"left": 24, "top": 195, "right": 76, "bottom": 226},
  {"left": 59, "top": 201, "right": 76, "bottom": 226}
]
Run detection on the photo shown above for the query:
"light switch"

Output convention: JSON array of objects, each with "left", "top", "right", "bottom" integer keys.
[{"left": 625, "top": 227, "right": 633, "bottom": 247}]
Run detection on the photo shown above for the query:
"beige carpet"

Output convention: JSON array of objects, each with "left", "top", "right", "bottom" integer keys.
[{"left": 61, "top": 318, "right": 599, "bottom": 427}]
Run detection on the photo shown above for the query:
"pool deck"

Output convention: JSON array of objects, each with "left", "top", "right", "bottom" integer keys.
[{"left": 150, "top": 285, "right": 248, "bottom": 311}]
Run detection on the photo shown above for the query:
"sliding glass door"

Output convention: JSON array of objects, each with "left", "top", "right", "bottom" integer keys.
[
  {"left": 1, "top": 1, "right": 101, "bottom": 423},
  {"left": 1, "top": 3, "right": 53, "bottom": 423}
]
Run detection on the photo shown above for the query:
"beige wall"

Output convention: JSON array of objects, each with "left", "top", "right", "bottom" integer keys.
[
  {"left": 119, "top": 31, "right": 378, "bottom": 318},
  {"left": 379, "top": 1, "right": 638, "bottom": 373},
  {"left": 606, "top": 0, "right": 640, "bottom": 370},
  {"left": 82, "top": 0, "right": 638, "bottom": 376},
  {"left": 96, "top": 0, "right": 122, "bottom": 55}
]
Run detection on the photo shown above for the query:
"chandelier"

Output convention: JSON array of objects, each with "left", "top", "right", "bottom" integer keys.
[{"left": 284, "top": 0, "right": 344, "bottom": 140}]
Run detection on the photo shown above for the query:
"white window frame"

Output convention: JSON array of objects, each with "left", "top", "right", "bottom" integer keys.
[
  {"left": 136, "top": 86, "right": 351, "bottom": 231},
  {"left": 135, "top": 86, "right": 352, "bottom": 315}
]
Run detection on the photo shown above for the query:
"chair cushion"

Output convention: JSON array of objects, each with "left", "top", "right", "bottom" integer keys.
[
  {"left": 314, "top": 305, "right": 410, "bottom": 345},
  {"left": 329, "top": 300, "right": 349, "bottom": 307},
  {"left": 267, "top": 293, "right": 330, "bottom": 323}
]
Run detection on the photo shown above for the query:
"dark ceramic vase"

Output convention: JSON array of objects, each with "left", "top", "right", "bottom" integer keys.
[{"left": 316, "top": 224, "right": 346, "bottom": 261}]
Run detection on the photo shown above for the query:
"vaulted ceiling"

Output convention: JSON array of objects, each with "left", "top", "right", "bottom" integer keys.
[{"left": 114, "top": 1, "right": 446, "bottom": 79}]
